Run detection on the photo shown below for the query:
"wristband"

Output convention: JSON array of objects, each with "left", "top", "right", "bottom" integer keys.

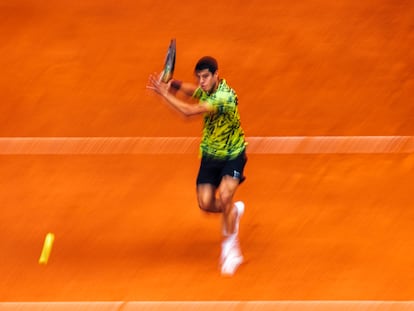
[{"left": 171, "top": 79, "right": 182, "bottom": 90}]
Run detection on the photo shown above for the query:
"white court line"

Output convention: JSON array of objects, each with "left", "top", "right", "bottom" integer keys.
[
  {"left": 0, "top": 136, "right": 413, "bottom": 154},
  {"left": 1, "top": 301, "right": 414, "bottom": 311}
]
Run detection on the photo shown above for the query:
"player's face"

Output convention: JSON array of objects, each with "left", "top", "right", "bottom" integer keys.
[{"left": 196, "top": 69, "right": 218, "bottom": 93}]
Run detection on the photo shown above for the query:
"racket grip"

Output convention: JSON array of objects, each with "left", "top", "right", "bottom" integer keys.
[{"left": 160, "top": 68, "right": 173, "bottom": 83}]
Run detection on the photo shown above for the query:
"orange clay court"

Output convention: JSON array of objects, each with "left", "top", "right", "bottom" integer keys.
[{"left": 0, "top": 1, "right": 414, "bottom": 310}]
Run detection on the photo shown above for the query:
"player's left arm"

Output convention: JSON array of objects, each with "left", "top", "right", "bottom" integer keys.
[
  {"left": 162, "top": 92, "right": 214, "bottom": 117},
  {"left": 170, "top": 79, "right": 198, "bottom": 97},
  {"left": 147, "top": 73, "right": 215, "bottom": 116}
]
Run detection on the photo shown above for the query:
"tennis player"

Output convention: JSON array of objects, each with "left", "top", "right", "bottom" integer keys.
[{"left": 147, "top": 56, "right": 247, "bottom": 276}]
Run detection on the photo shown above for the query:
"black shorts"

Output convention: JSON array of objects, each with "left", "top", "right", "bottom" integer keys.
[{"left": 196, "top": 149, "right": 247, "bottom": 188}]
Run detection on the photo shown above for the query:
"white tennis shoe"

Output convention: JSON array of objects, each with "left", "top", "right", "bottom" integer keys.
[
  {"left": 220, "top": 235, "right": 244, "bottom": 276},
  {"left": 220, "top": 201, "right": 245, "bottom": 276}
]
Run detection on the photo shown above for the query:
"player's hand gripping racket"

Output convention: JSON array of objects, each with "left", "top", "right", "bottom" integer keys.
[{"left": 159, "top": 38, "right": 176, "bottom": 83}]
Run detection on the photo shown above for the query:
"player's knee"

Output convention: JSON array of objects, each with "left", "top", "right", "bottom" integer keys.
[
  {"left": 197, "top": 197, "right": 213, "bottom": 212},
  {"left": 198, "top": 200, "right": 208, "bottom": 211},
  {"left": 218, "top": 191, "right": 233, "bottom": 211}
]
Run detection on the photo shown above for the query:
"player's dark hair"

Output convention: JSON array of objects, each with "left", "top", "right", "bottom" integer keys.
[{"left": 195, "top": 56, "right": 218, "bottom": 74}]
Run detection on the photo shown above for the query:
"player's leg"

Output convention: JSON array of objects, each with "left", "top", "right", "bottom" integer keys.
[
  {"left": 218, "top": 176, "right": 244, "bottom": 275},
  {"left": 219, "top": 150, "right": 247, "bottom": 235},
  {"left": 196, "top": 157, "right": 222, "bottom": 213},
  {"left": 218, "top": 176, "right": 241, "bottom": 234},
  {"left": 219, "top": 175, "right": 244, "bottom": 276},
  {"left": 217, "top": 151, "right": 247, "bottom": 275},
  {"left": 196, "top": 183, "right": 223, "bottom": 213}
]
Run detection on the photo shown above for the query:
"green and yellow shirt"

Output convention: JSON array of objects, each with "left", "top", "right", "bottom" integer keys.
[{"left": 193, "top": 79, "right": 246, "bottom": 159}]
